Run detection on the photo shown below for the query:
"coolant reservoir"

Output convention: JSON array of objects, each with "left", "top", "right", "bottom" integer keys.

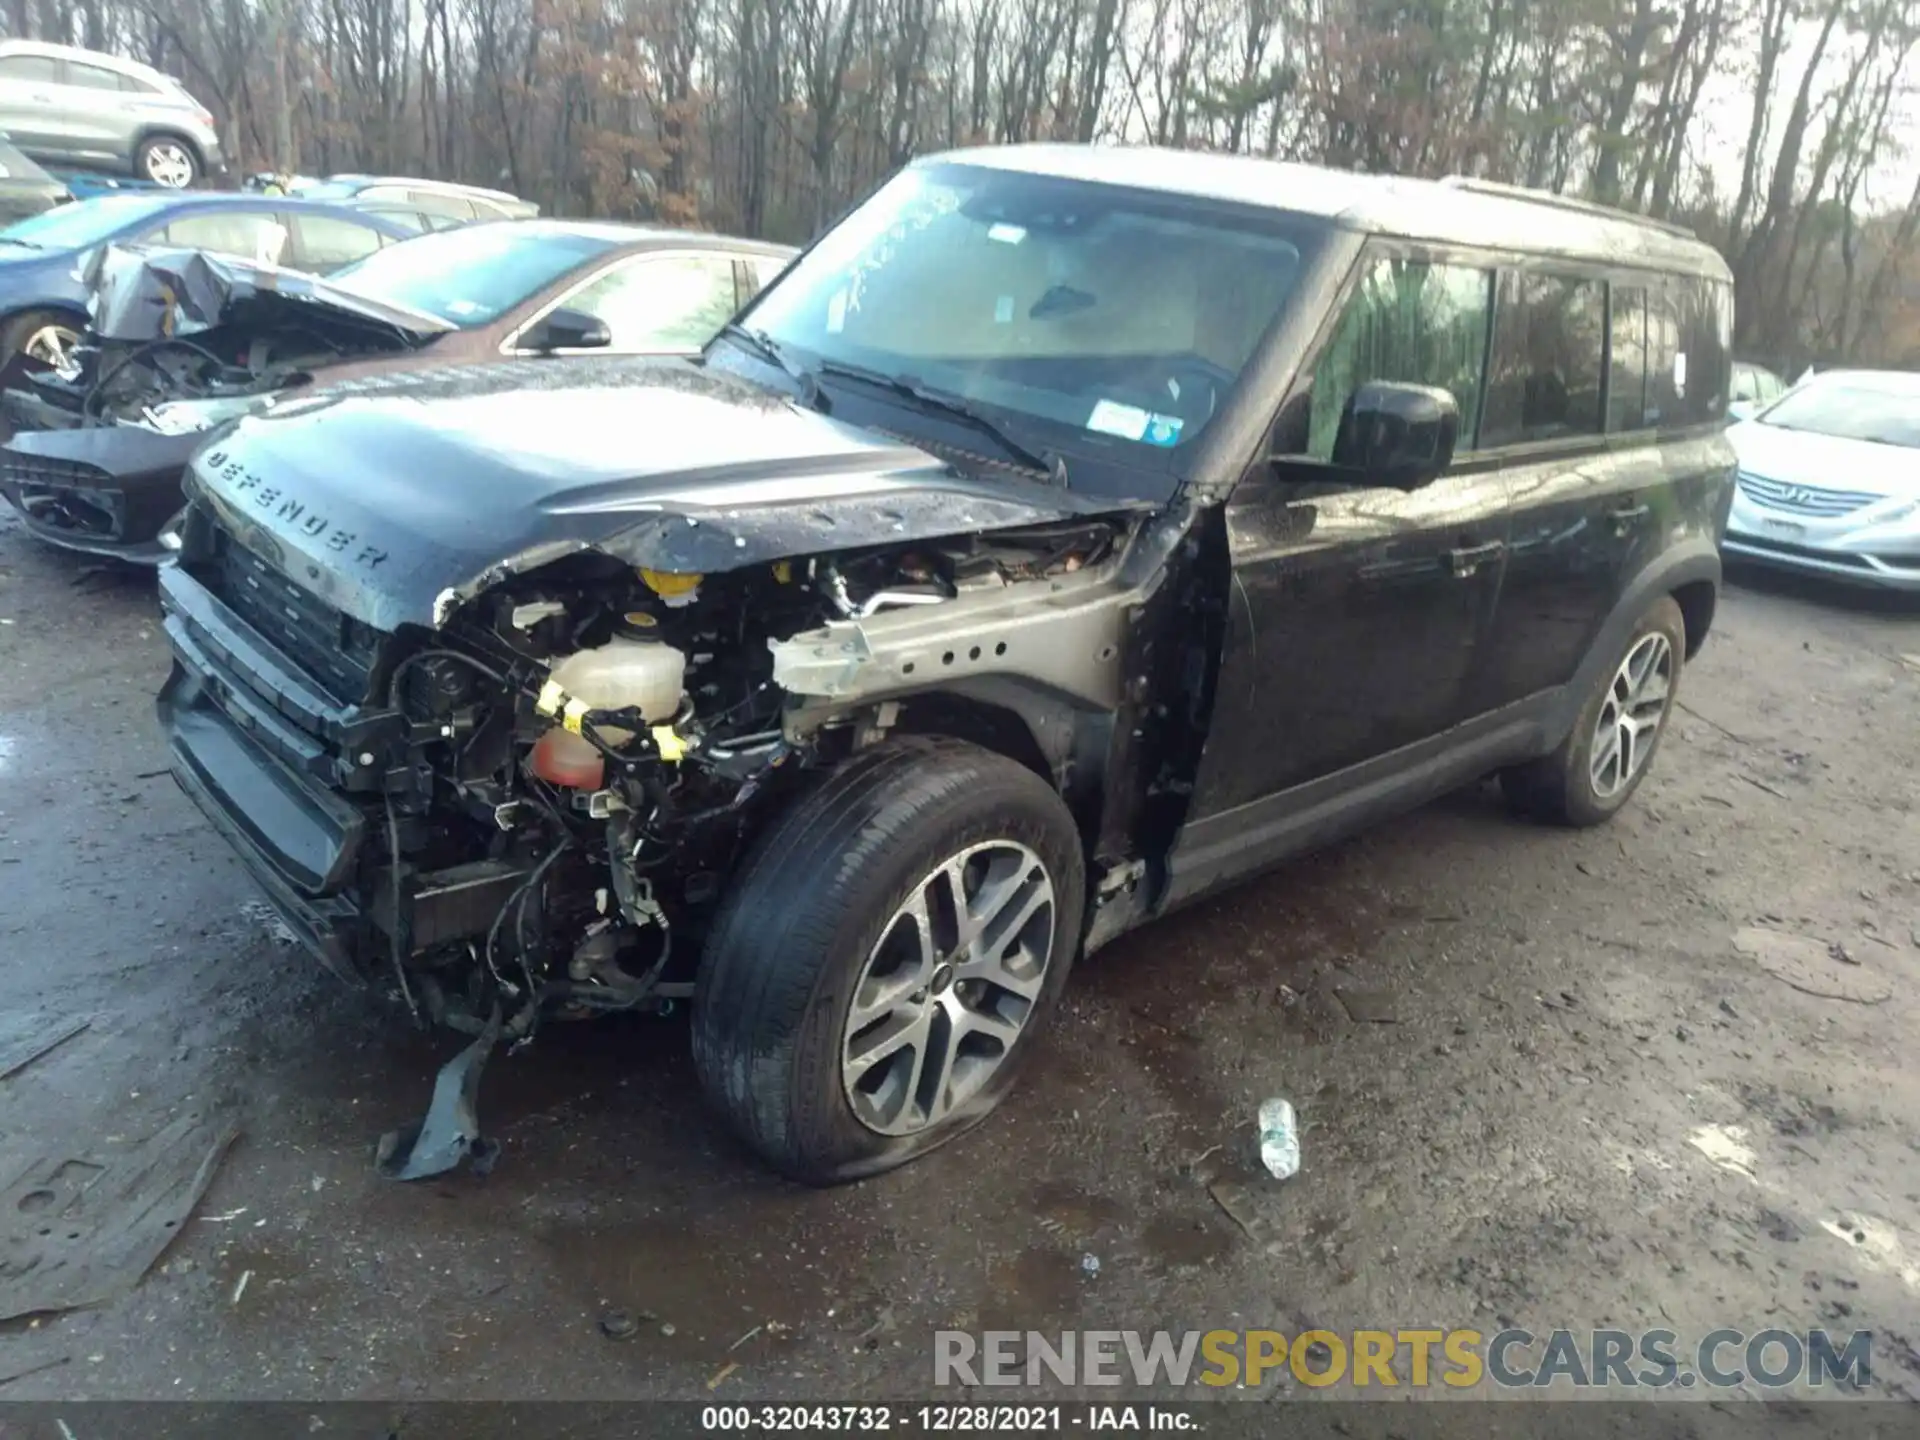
[{"left": 547, "top": 636, "right": 687, "bottom": 725}]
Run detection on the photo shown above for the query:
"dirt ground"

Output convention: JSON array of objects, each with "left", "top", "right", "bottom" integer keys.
[{"left": 1, "top": 506, "right": 1917, "bottom": 1408}]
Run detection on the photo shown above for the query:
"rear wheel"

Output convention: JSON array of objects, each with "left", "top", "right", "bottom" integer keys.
[
  {"left": 0, "top": 309, "right": 82, "bottom": 369},
  {"left": 692, "top": 737, "right": 1085, "bottom": 1184},
  {"left": 1501, "top": 596, "right": 1686, "bottom": 827},
  {"left": 135, "top": 135, "right": 199, "bottom": 188}
]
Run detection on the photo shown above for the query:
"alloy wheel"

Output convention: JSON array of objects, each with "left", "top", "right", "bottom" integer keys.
[
  {"left": 22, "top": 323, "right": 80, "bottom": 373},
  {"left": 143, "top": 142, "right": 195, "bottom": 188},
  {"left": 841, "top": 839, "right": 1056, "bottom": 1137},
  {"left": 1589, "top": 631, "right": 1673, "bottom": 799}
]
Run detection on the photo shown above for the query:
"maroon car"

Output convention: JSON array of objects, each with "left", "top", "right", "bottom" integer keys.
[{"left": 0, "top": 219, "right": 794, "bottom": 559}]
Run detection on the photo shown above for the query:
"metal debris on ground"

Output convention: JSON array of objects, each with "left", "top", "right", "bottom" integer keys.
[
  {"left": 708, "top": 1361, "right": 740, "bottom": 1389},
  {"left": 598, "top": 1308, "right": 638, "bottom": 1340},
  {"left": 0, "top": 1015, "right": 91, "bottom": 1082},
  {"left": 1258, "top": 1097, "right": 1301, "bottom": 1180},
  {"left": 0, "top": 1111, "right": 237, "bottom": 1321},
  {"left": 375, "top": 1010, "right": 502, "bottom": 1181},
  {"left": 1079, "top": 1253, "right": 1101, "bottom": 1277}
]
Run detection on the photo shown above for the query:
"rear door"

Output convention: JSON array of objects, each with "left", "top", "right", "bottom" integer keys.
[
  {"left": 1477, "top": 271, "right": 1726, "bottom": 707},
  {"left": 1184, "top": 247, "right": 1511, "bottom": 822},
  {"left": 51, "top": 58, "right": 136, "bottom": 158}
]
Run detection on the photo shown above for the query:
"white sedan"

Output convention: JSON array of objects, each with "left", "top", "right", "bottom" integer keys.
[{"left": 1723, "top": 368, "right": 1920, "bottom": 590}]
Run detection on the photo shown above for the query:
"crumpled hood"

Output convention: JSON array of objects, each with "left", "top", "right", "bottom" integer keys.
[
  {"left": 184, "top": 357, "right": 1136, "bottom": 631},
  {"left": 89, "top": 244, "right": 456, "bottom": 343}
]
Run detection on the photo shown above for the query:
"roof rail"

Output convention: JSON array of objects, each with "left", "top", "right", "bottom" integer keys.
[{"left": 1437, "top": 175, "right": 1698, "bottom": 240}]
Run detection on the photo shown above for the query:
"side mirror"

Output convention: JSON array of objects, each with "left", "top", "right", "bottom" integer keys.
[
  {"left": 1330, "top": 381, "right": 1459, "bottom": 490},
  {"left": 524, "top": 306, "right": 611, "bottom": 352},
  {"left": 1727, "top": 400, "right": 1757, "bottom": 423}
]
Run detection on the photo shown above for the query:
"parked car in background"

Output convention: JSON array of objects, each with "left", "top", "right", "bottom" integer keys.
[
  {"left": 0, "top": 40, "right": 224, "bottom": 188},
  {"left": 289, "top": 174, "right": 538, "bottom": 224},
  {"left": 0, "top": 220, "right": 794, "bottom": 558},
  {"left": 1724, "top": 368, "right": 1920, "bottom": 589},
  {"left": 0, "top": 134, "right": 70, "bottom": 222},
  {"left": 147, "top": 145, "right": 1734, "bottom": 1184},
  {"left": 1728, "top": 358, "right": 1787, "bottom": 420},
  {"left": 0, "top": 191, "right": 413, "bottom": 366}
]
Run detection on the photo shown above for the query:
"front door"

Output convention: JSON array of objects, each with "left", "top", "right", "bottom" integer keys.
[
  {"left": 0, "top": 52, "right": 65, "bottom": 155},
  {"left": 1168, "top": 250, "right": 1510, "bottom": 896}
]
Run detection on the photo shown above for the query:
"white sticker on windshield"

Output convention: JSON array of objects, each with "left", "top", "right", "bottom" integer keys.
[
  {"left": 987, "top": 223, "right": 1027, "bottom": 245},
  {"left": 445, "top": 299, "right": 482, "bottom": 317},
  {"left": 1086, "top": 399, "right": 1150, "bottom": 441},
  {"left": 826, "top": 289, "right": 848, "bottom": 334},
  {"left": 994, "top": 295, "right": 1014, "bottom": 324}
]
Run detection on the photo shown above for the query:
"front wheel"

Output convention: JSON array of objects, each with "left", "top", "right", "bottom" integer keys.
[
  {"left": 1501, "top": 595, "right": 1686, "bottom": 827},
  {"left": 135, "top": 135, "right": 200, "bottom": 188},
  {"left": 0, "top": 309, "right": 82, "bottom": 369},
  {"left": 692, "top": 737, "right": 1086, "bottom": 1184}
]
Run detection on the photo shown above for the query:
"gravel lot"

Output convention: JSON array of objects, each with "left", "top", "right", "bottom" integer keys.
[{"left": 1, "top": 507, "right": 1917, "bottom": 1407}]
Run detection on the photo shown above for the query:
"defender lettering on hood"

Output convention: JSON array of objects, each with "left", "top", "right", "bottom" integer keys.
[{"left": 184, "top": 357, "right": 1140, "bottom": 631}]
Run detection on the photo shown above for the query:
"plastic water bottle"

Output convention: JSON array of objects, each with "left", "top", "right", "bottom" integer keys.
[{"left": 1258, "top": 1097, "right": 1300, "bottom": 1179}]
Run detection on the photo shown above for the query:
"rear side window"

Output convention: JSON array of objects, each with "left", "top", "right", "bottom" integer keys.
[
  {"left": 290, "top": 213, "right": 387, "bottom": 271},
  {"left": 1683, "top": 281, "right": 1731, "bottom": 421},
  {"left": 1480, "top": 272, "right": 1606, "bottom": 447},
  {"left": 1304, "top": 256, "right": 1494, "bottom": 458},
  {"left": 65, "top": 62, "right": 129, "bottom": 91}
]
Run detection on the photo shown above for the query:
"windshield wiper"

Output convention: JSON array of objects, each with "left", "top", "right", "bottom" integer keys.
[
  {"left": 719, "top": 322, "right": 819, "bottom": 400},
  {"left": 811, "top": 357, "right": 1060, "bottom": 479},
  {"left": 0, "top": 238, "right": 43, "bottom": 251}
]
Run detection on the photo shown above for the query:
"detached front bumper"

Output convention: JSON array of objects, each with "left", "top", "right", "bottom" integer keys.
[
  {"left": 157, "top": 562, "right": 373, "bottom": 974},
  {"left": 1725, "top": 478, "right": 1920, "bottom": 591},
  {"left": 0, "top": 425, "right": 202, "bottom": 563},
  {"left": 157, "top": 559, "right": 535, "bottom": 981}
]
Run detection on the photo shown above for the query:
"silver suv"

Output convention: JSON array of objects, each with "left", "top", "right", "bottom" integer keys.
[{"left": 0, "top": 40, "right": 224, "bottom": 188}]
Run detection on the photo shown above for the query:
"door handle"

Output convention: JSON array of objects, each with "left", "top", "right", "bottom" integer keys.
[
  {"left": 1446, "top": 540, "right": 1504, "bottom": 577},
  {"left": 1609, "top": 502, "right": 1650, "bottom": 534}
]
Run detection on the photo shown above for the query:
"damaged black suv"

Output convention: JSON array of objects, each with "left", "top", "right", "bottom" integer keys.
[{"left": 155, "top": 145, "right": 1735, "bottom": 1183}]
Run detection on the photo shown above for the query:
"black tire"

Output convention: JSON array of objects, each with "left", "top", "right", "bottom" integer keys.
[
  {"left": 0, "top": 308, "right": 83, "bottom": 367},
  {"left": 134, "top": 133, "right": 201, "bottom": 188},
  {"left": 692, "top": 736, "right": 1086, "bottom": 1185},
  {"left": 1501, "top": 595, "right": 1687, "bottom": 827}
]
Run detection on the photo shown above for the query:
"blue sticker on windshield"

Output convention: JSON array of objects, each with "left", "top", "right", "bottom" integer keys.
[{"left": 1142, "top": 413, "right": 1184, "bottom": 447}]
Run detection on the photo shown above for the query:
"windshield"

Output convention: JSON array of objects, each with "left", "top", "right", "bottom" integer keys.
[
  {"left": 328, "top": 225, "right": 621, "bottom": 325},
  {"left": 0, "top": 194, "right": 172, "bottom": 250},
  {"left": 1759, "top": 375, "right": 1920, "bottom": 449},
  {"left": 741, "top": 162, "right": 1316, "bottom": 466}
]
